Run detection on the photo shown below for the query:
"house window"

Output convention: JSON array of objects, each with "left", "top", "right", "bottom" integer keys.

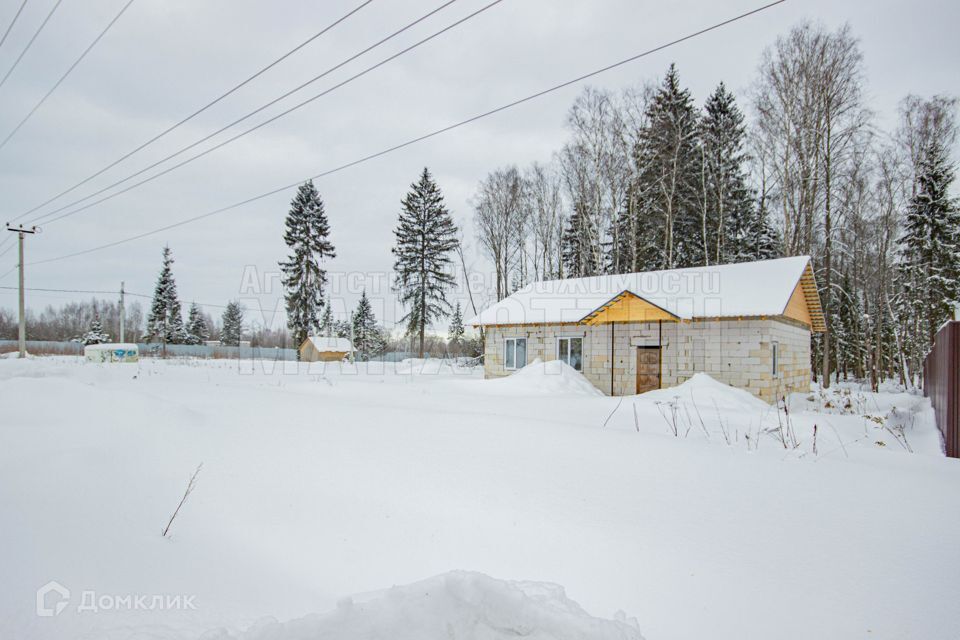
[
  {"left": 772, "top": 341, "right": 779, "bottom": 376},
  {"left": 504, "top": 338, "right": 527, "bottom": 370},
  {"left": 557, "top": 337, "right": 583, "bottom": 372}
]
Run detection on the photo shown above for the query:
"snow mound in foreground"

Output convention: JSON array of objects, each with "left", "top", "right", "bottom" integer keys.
[
  {"left": 204, "top": 571, "right": 643, "bottom": 640},
  {"left": 483, "top": 358, "right": 603, "bottom": 396},
  {"left": 640, "top": 372, "right": 772, "bottom": 411}
]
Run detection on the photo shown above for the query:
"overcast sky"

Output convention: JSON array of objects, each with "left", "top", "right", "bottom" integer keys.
[{"left": 0, "top": 0, "right": 956, "bottom": 331}]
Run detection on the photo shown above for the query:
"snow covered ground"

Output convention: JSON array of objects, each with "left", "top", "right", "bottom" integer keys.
[{"left": 1, "top": 356, "right": 958, "bottom": 639}]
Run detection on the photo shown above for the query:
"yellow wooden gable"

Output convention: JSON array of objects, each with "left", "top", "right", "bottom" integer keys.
[
  {"left": 581, "top": 291, "right": 679, "bottom": 325},
  {"left": 783, "top": 263, "right": 826, "bottom": 332}
]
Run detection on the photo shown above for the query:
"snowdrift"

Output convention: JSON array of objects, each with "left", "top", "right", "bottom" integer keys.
[
  {"left": 204, "top": 571, "right": 643, "bottom": 640},
  {"left": 640, "top": 372, "right": 771, "bottom": 411},
  {"left": 479, "top": 359, "right": 603, "bottom": 396},
  {"left": 395, "top": 357, "right": 457, "bottom": 375}
]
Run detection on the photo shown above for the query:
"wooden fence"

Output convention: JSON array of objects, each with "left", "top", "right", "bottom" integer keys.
[{"left": 923, "top": 321, "right": 959, "bottom": 458}]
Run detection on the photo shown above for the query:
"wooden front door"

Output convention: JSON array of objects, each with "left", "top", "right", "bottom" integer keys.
[{"left": 636, "top": 346, "right": 661, "bottom": 394}]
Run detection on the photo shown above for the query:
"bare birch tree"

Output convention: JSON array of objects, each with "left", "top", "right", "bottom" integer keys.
[{"left": 473, "top": 167, "right": 528, "bottom": 301}]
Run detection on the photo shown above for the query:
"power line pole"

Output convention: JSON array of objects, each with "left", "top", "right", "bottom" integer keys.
[
  {"left": 119, "top": 281, "right": 125, "bottom": 342},
  {"left": 5, "top": 224, "right": 39, "bottom": 358}
]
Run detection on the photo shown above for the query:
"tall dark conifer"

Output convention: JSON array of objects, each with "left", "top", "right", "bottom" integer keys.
[
  {"left": 280, "top": 180, "right": 336, "bottom": 350},
  {"left": 633, "top": 64, "right": 701, "bottom": 269},
  {"left": 897, "top": 138, "right": 960, "bottom": 346},
  {"left": 392, "top": 168, "right": 459, "bottom": 357},
  {"left": 698, "top": 82, "right": 755, "bottom": 264}
]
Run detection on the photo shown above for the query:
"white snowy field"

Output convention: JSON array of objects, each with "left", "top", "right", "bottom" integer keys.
[{"left": 1, "top": 355, "right": 959, "bottom": 640}]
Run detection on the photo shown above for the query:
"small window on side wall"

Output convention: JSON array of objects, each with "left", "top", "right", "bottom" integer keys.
[
  {"left": 505, "top": 338, "right": 527, "bottom": 370},
  {"left": 772, "top": 341, "right": 779, "bottom": 376}
]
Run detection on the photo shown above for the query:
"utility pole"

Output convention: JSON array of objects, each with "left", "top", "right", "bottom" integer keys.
[
  {"left": 5, "top": 224, "right": 39, "bottom": 358},
  {"left": 119, "top": 281, "right": 125, "bottom": 343}
]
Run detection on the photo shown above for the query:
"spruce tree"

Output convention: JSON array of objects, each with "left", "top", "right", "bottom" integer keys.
[
  {"left": 698, "top": 82, "right": 755, "bottom": 264},
  {"left": 185, "top": 302, "right": 210, "bottom": 345},
  {"left": 633, "top": 64, "right": 701, "bottom": 269},
  {"left": 730, "top": 200, "right": 781, "bottom": 263},
  {"left": 319, "top": 296, "right": 334, "bottom": 336},
  {"left": 220, "top": 301, "right": 244, "bottom": 347},
  {"left": 898, "top": 138, "right": 960, "bottom": 347},
  {"left": 391, "top": 168, "right": 459, "bottom": 357},
  {"left": 81, "top": 315, "right": 110, "bottom": 345},
  {"left": 351, "top": 290, "right": 384, "bottom": 360},
  {"left": 145, "top": 246, "right": 187, "bottom": 344},
  {"left": 750, "top": 205, "right": 781, "bottom": 261},
  {"left": 333, "top": 319, "right": 352, "bottom": 339},
  {"left": 280, "top": 180, "right": 336, "bottom": 350},
  {"left": 447, "top": 301, "right": 465, "bottom": 356},
  {"left": 562, "top": 203, "right": 599, "bottom": 277}
]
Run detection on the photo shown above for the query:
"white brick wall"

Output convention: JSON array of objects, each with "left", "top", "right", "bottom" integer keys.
[{"left": 483, "top": 318, "right": 811, "bottom": 402}]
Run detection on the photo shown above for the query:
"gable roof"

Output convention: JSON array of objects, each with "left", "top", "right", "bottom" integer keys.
[
  {"left": 470, "top": 256, "right": 825, "bottom": 331},
  {"left": 302, "top": 336, "right": 353, "bottom": 352}
]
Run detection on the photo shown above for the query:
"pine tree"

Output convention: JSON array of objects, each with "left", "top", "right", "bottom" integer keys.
[
  {"left": 898, "top": 138, "right": 960, "bottom": 348},
  {"left": 280, "top": 180, "right": 336, "bottom": 351},
  {"left": 220, "top": 301, "right": 244, "bottom": 347},
  {"left": 391, "top": 168, "right": 459, "bottom": 357},
  {"left": 448, "top": 301, "right": 465, "bottom": 356},
  {"left": 185, "top": 302, "right": 210, "bottom": 345},
  {"left": 351, "top": 290, "right": 384, "bottom": 360},
  {"left": 698, "top": 82, "right": 755, "bottom": 265},
  {"left": 145, "top": 246, "right": 188, "bottom": 344},
  {"left": 81, "top": 315, "right": 110, "bottom": 345},
  {"left": 633, "top": 64, "right": 701, "bottom": 269}
]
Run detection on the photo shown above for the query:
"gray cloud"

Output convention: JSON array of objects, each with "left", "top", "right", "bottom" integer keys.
[{"left": 0, "top": 0, "right": 957, "bottom": 329}]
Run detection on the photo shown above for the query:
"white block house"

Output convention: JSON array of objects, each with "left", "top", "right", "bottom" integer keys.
[{"left": 470, "top": 256, "right": 825, "bottom": 402}]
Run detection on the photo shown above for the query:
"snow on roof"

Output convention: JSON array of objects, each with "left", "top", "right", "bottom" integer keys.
[
  {"left": 305, "top": 336, "right": 352, "bottom": 352},
  {"left": 470, "top": 256, "right": 814, "bottom": 326}
]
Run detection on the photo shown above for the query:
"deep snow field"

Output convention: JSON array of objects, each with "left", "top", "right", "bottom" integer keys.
[{"left": 1, "top": 355, "right": 959, "bottom": 640}]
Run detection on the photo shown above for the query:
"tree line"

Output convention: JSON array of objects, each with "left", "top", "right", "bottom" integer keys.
[
  {"left": 471, "top": 21, "right": 959, "bottom": 389},
  {"left": 0, "top": 298, "right": 144, "bottom": 344}
]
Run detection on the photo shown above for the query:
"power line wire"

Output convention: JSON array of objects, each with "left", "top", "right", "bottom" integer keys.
[
  {"left": 0, "top": 0, "right": 63, "bottom": 92},
  {"left": 25, "top": 0, "right": 467, "bottom": 227},
  {"left": 125, "top": 291, "right": 234, "bottom": 309},
  {"left": 26, "top": 0, "right": 786, "bottom": 268},
  {"left": 8, "top": 0, "right": 376, "bottom": 222},
  {"left": 0, "top": 285, "right": 239, "bottom": 309},
  {"left": 0, "top": 0, "right": 30, "bottom": 51},
  {"left": 0, "top": 0, "right": 137, "bottom": 152},
  {"left": 0, "top": 285, "right": 119, "bottom": 294}
]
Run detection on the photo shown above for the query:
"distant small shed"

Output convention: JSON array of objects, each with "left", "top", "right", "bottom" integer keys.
[
  {"left": 84, "top": 343, "right": 139, "bottom": 363},
  {"left": 299, "top": 336, "right": 352, "bottom": 362}
]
